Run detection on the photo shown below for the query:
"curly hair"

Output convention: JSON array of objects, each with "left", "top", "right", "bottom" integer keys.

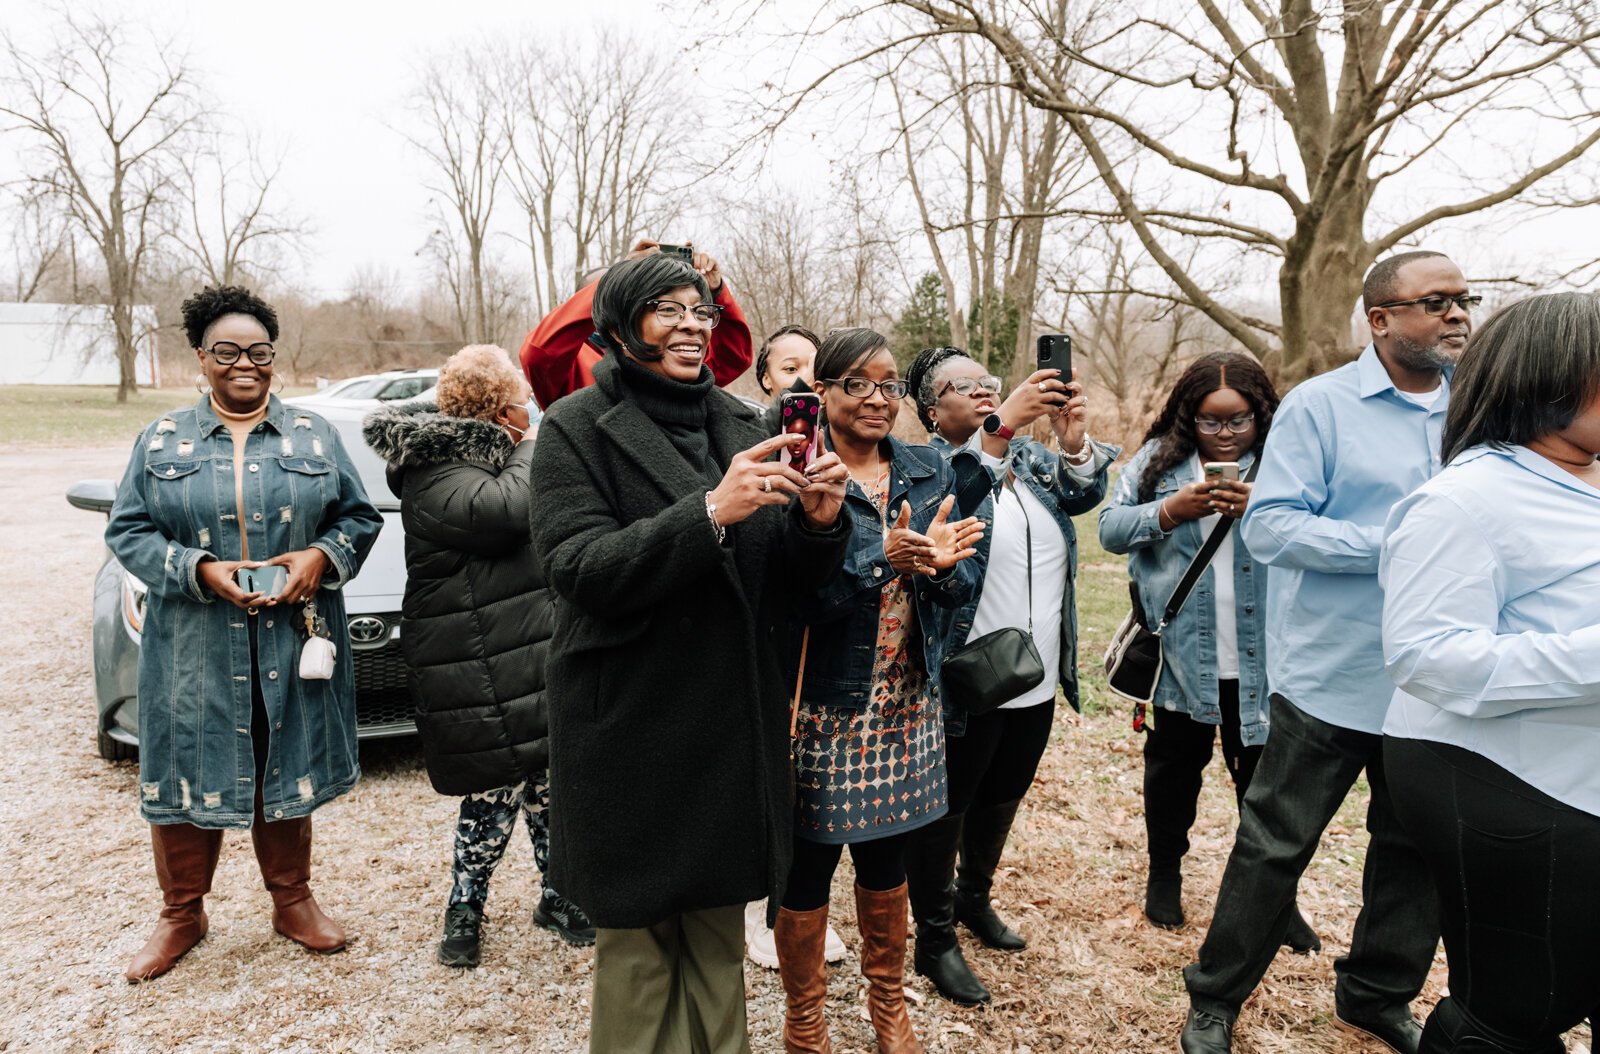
[
  {"left": 906, "top": 346, "right": 970, "bottom": 431},
  {"left": 181, "top": 285, "right": 279, "bottom": 348},
  {"left": 434, "top": 345, "right": 527, "bottom": 422},
  {"left": 1137, "top": 352, "right": 1280, "bottom": 502},
  {"left": 755, "top": 324, "right": 821, "bottom": 394}
]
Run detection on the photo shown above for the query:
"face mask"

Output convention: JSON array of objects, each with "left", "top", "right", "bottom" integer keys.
[{"left": 505, "top": 399, "right": 538, "bottom": 441}]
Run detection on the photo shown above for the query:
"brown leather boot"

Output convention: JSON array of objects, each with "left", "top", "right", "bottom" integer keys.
[
  {"left": 774, "top": 905, "right": 835, "bottom": 1054},
  {"left": 251, "top": 813, "right": 346, "bottom": 953},
  {"left": 125, "top": 823, "right": 224, "bottom": 982},
  {"left": 854, "top": 882, "right": 923, "bottom": 1054}
]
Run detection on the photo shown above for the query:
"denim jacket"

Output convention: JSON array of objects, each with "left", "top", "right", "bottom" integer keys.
[
  {"left": 928, "top": 433, "right": 1116, "bottom": 731},
  {"left": 105, "top": 396, "right": 383, "bottom": 828},
  {"left": 1097, "top": 440, "right": 1270, "bottom": 743},
  {"left": 793, "top": 437, "right": 986, "bottom": 711}
]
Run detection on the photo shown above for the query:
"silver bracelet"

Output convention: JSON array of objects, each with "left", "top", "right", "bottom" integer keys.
[
  {"left": 1064, "top": 434, "right": 1096, "bottom": 465},
  {"left": 704, "top": 492, "right": 726, "bottom": 544}
]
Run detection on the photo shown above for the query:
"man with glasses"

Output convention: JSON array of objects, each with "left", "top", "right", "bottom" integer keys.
[{"left": 1179, "top": 251, "right": 1475, "bottom": 1054}]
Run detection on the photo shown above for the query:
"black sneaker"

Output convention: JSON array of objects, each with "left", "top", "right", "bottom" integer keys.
[
  {"left": 437, "top": 903, "right": 482, "bottom": 968},
  {"left": 534, "top": 889, "right": 596, "bottom": 947}
]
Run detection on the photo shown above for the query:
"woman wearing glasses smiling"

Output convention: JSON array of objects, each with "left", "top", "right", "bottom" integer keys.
[
  {"left": 1098, "top": 353, "right": 1320, "bottom": 952},
  {"left": 106, "top": 285, "right": 382, "bottom": 981}
]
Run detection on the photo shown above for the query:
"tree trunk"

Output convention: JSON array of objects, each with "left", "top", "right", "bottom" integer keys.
[{"left": 1278, "top": 175, "right": 1370, "bottom": 383}]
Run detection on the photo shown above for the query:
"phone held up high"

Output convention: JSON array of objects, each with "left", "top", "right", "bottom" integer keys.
[
  {"left": 778, "top": 390, "right": 822, "bottom": 470},
  {"left": 1037, "top": 333, "right": 1072, "bottom": 376},
  {"left": 657, "top": 243, "right": 695, "bottom": 264}
]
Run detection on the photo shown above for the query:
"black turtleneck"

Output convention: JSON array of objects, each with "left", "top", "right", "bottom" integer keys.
[{"left": 603, "top": 352, "right": 720, "bottom": 484}]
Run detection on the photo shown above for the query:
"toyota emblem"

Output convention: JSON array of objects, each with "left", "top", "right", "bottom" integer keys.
[{"left": 348, "top": 616, "right": 387, "bottom": 645}]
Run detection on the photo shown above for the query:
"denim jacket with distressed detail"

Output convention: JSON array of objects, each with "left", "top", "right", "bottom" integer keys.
[
  {"left": 105, "top": 395, "right": 383, "bottom": 828},
  {"left": 1097, "top": 441, "right": 1270, "bottom": 744},
  {"left": 792, "top": 437, "right": 988, "bottom": 712},
  {"left": 928, "top": 432, "right": 1117, "bottom": 733}
]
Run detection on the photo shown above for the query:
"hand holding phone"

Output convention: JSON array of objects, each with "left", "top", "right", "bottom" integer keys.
[
  {"left": 778, "top": 391, "right": 821, "bottom": 470},
  {"left": 234, "top": 564, "right": 288, "bottom": 599}
]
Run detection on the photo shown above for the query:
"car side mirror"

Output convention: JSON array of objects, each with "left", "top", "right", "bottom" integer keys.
[{"left": 67, "top": 479, "right": 118, "bottom": 515}]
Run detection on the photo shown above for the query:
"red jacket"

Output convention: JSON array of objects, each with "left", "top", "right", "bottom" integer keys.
[{"left": 519, "top": 281, "right": 752, "bottom": 409}]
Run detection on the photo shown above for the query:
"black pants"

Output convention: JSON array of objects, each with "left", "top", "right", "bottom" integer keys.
[
  {"left": 1184, "top": 695, "right": 1438, "bottom": 1018},
  {"left": 782, "top": 832, "right": 911, "bottom": 912},
  {"left": 1388, "top": 736, "right": 1600, "bottom": 1052},
  {"left": 1143, "top": 680, "right": 1260, "bottom": 870},
  {"left": 946, "top": 699, "right": 1055, "bottom": 815}
]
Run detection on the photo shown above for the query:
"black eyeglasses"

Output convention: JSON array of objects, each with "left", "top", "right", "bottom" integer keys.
[
  {"left": 1195, "top": 413, "right": 1255, "bottom": 435},
  {"left": 207, "top": 342, "right": 276, "bottom": 366},
  {"left": 645, "top": 299, "right": 724, "bottom": 329},
  {"left": 1373, "top": 294, "right": 1483, "bottom": 316},
  {"left": 824, "top": 377, "right": 910, "bottom": 400},
  {"left": 939, "top": 375, "right": 1003, "bottom": 398}
]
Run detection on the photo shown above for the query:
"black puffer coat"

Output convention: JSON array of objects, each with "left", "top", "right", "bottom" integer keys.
[{"left": 363, "top": 401, "right": 549, "bottom": 796}]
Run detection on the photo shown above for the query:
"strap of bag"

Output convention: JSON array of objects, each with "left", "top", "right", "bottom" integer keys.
[
  {"left": 1004, "top": 471, "right": 1034, "bottom": 635},
  {"left": 789, "top": 626, "right": 810, "bottom": 739},
  {"left": 1155, "top": 456, "right": 1260, "bottom": 631}
]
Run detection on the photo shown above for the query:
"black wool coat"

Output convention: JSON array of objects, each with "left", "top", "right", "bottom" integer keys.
[
  {"left": 529, "top": 358, "right": 851, "bottom": 930},
  {"left": 363, "top": 401, "right": 551, "bottom": 797}
]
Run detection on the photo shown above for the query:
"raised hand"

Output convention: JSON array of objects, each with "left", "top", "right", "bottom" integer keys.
[
  {"left": 705, "top": 433, "right": 812, "bottom": 528},
  {"left": 922, "top": 494, "right": 984, "bottom": 572},
  {"left": 798, "top": 451, "right": 848, "bottom": 530}
]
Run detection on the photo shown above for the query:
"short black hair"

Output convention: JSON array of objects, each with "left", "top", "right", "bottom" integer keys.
[
  {"left": 813, "top": 328, "right": 891, "bottom": 383},
  {"left": 906, "top": 345, "right": 971, "bottom": 430},
  {"left": 755, "top": 324, "right": 821, "bottom": 394},
  {"left": 181, "top": 285, "right": 279, "bottom": 348},
  {"left": 1363, "top": 251, "right": 1448, "bottom": 312},
  {"left": 591, "top": 255, "right": 711, "bottom": 362},
  {"left": 1442, "top": 292, "right": 1600, "bottom": 464}
]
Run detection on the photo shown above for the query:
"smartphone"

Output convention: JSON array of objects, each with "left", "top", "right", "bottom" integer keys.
[
  {"left": 1037, "top": 333, "right": 1073, "bottom": 376},
  {"left": 1204, "top": 462, "right": 1241, "bottom": 483},
  {"left": 778, "top": 391, "right": 822, "bottom": 469},
  {"left": 657, "top": 243, "right": 695, "bottom": 264},
  {"left": 235, "top": 564, "right": 288, "bottom": 598}
]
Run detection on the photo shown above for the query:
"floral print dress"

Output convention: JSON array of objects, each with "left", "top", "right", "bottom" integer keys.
[{"left": 792, "top": 468, "right": 950, "bottom": 844}]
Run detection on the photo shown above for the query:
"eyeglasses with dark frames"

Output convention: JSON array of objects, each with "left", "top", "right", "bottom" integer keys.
[
  {"left": 1194, "top": 413, "right": 1256, "bottom": 435},
  {"left": 207, "top": 342, "right": 276, "bottom": 366},
  {"left": 644, "top": 299, "right": 724, "bottom": 329},
  {"left": 939, "top": 375, "right": 1003, "bottom": 398},
  {"left": 1373, "top": 293, "right": 1483, "bottom": 316},
  {"left": 824, "top": 377, "right": 911, "bottom": 400}
]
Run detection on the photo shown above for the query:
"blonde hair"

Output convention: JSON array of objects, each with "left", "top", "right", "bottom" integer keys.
[{"left": 435, "top": 345, "right": 527, "bottom": 421}]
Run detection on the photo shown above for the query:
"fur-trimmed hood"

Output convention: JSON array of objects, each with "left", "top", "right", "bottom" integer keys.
[{"left": 363, "top": 399, "right": 516, "bottom": 474}]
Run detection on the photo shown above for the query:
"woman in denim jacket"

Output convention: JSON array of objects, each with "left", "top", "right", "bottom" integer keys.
[
  {"left": 774, "top": 328, "right": 987, "bottom": 1054},
  {"left": 901, "top": 345, "right": 1117, "bottom": 1007},
  {"left": 1098, "top": 353, "right": 1317, "bottom": 951},
  {"left": 106, "top": 286, "right": 382, "bottom": 982}
]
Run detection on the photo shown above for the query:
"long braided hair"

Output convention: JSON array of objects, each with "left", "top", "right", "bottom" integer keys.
[{"left": 1137, "top": 352, "right": 1280, "bottom": 502}]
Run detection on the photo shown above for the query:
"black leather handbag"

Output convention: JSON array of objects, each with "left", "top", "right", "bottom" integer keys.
[{"left": 940, "top": 482, "right": 1046, "bottom": 716}]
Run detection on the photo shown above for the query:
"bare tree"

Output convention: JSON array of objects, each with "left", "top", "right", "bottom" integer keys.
[
  {"left": 403, "top": 52, "right": 508, "bottom": 345},
  {"left": 780, "top": 0, "right": 1600, "bottom": 381},
  {"left": 171, "top": 130, "right": 307, "bottom": 287},
  {"left": 4, "top": 186, "right": 69, "bottom": 302},
  {"left": 1, "top": 10, "right": 202, "bottom": 399}
]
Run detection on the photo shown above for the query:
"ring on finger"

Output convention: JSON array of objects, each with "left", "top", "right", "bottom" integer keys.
[
  {"left": 1038, "top": 381, "right": 1049, "bottom": 392},
  {"left": 762, "top": 476, "right": 773, "bottom": 493}
]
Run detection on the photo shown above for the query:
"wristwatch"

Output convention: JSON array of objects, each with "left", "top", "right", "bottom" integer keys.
[{"left": 981, "top": 413, "right": 1015, "bottom": 441}]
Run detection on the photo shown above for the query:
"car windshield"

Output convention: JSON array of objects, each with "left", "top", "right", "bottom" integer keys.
[
  {"left": 376, "top": 377, "right": 436, "bottom": 401},
  {"left": 333, "top": 378, "right": 392, "bottom": 400}
]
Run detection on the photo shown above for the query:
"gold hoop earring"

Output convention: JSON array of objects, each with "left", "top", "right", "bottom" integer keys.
[
  {"left": 195, "top": 373, "right": 211, "bottom": 396},
  {"left": 271, "top": 376, "right": 285, "bottom": 395}
]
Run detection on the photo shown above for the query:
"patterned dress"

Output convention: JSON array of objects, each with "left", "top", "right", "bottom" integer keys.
[{"left": 792, "top": 469, "right": 950, "bottom": 844}]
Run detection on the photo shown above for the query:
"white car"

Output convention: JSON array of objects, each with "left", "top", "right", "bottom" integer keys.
[{"left": 294, "top": 369, "right": 439, "bottom": 409}]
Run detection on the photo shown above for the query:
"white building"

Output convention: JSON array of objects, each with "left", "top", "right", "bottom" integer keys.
[{"left": 0, "top": 302, "right": 161, "bottom": 386}]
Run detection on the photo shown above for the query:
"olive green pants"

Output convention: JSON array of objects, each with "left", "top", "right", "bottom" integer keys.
[{"left": 588, "top": 904, "right": 750, "bottom": 1054}]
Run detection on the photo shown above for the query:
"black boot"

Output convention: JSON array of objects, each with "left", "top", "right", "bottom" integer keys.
[
  {"left": 1283, "top": 902, "right": 1321, "bottom": 953},
  {"left": 954, "top": 800, "right": 1026, "bottom": 950},
  {"left": 1144, "top": 865, "right": 1184, "bottom": 929},
  {"left": 907, "top": 814, "right": 991, "bottom": 1007}
]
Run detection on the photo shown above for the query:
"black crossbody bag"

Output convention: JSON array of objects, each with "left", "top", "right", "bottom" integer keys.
[{"left": 1102, "top": 458, "right": 1258, "bottom": 731}]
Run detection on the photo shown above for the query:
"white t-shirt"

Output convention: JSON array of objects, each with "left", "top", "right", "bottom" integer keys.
[
  {"left": 1189, "top": 455, "right": 1239, "bottom": 679},
  {"left": 1398, "top": 385, "right": 1444, "bottom": 410},
  {"left": 966, "top": 476, "right": 1067, "bottom": 709}
]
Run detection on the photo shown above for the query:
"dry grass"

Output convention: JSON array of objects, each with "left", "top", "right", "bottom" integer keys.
[{"left": 1, "top": 439, "right": 1589, "bottom": 1053}]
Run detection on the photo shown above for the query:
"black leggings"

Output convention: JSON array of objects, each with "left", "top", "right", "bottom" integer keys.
[
  {"left": 1387, "top": 736, "right": 1600, "bottom": 1052},
  {"left": 1142, "top": 679, "right": 1260, "bottom": 869},
  {"left": 782, "top": 832, "right": 912, "bottom": 912},
  {"left": 946, "top": 699, "right": 1056, "bottom": 815}
]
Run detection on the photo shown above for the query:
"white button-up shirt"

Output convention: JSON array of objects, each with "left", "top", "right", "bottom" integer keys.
[{"left": 1380, "top": 444, "right": 1600, "bottom": 816}]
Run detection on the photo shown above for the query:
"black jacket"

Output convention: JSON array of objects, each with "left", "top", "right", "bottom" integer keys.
[
  {"left": 529, "top": 356, "right": 852, "bottom": 930},
  {"left": 363, "top": 401, "right": 550, "bottom": 797}
]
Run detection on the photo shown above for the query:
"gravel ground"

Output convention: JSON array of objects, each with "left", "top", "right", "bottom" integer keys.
[{"left": 1, "top": 443, "right": 1583, "bottom": 1053}]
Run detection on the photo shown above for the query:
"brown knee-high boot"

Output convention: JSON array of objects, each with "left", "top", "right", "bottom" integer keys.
[
  {"left": 125, "top": 823, "right": 224, "bottom": 982},
  {"left": 854, "top": 883, "right": 923, "bottom": 1054},
  {"left": 251, "top": 811, "right": 346, "bottom": 953},
  {"left": 774, "top": 905, "right": 835, "bottom": 1054}
]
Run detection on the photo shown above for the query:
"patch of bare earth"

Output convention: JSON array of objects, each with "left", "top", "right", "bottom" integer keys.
[{"left": 0, "top": 446, "right": 1584, "bottom": 1053}]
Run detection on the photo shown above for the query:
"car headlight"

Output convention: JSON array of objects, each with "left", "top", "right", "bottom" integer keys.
[{"left": 122, "top": 570, "right": 148, "bottom": 635}]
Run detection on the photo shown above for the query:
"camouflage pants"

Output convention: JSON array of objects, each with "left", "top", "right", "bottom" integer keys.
[{"left": 448, "top": 778, "right": 552, "bottom": 908}]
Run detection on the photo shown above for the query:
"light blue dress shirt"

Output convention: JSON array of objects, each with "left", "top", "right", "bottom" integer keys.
[
  {"left": 1381, "top": 445, "right": 1600, "bottom": 816},
  {"left": 1240, "top": 344, "right": 1449, "bottom": 733}
]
